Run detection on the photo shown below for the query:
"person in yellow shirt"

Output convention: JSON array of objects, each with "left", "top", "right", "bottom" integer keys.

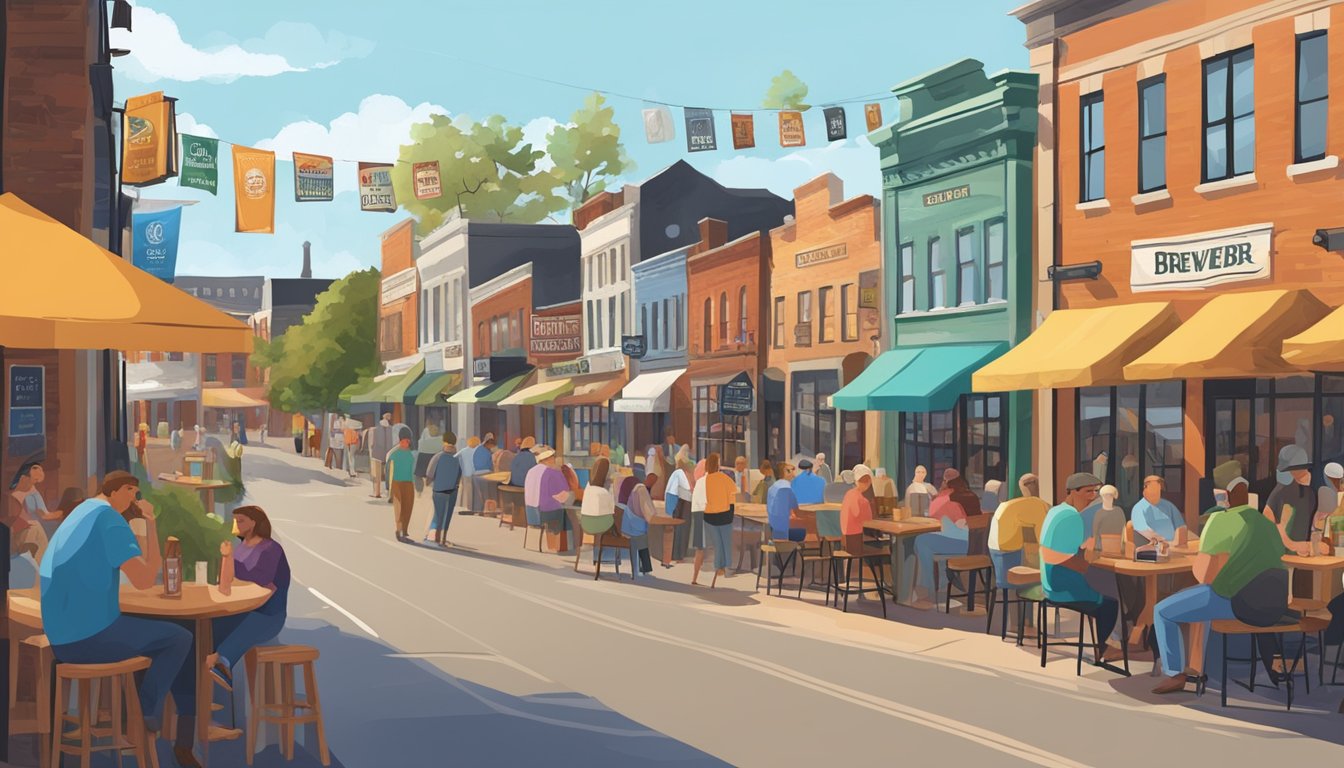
[
  {"left": 694, "top": 453, "right": 738, "bottom": 588},
  {"left": 988, "top": 473, "right": 1049, "bottom": 580}
]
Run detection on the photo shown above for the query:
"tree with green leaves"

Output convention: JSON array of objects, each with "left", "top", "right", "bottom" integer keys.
[
  {"left": 250, "top": 268, "right": 381, "bottom": 414},
  {"left": 545, "top": 93, "right": 634, "bottom": 208},
  {"left": 763, "top": 70, "right": 811, "bottom": 111},
  {"left": 391, "top": 115, "right": 567, "bottom": 234}
]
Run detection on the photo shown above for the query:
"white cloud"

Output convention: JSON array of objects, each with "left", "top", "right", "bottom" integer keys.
[
  {"left": 255, "top": 95, "right": 449, "bottom": 194},
  {"left": 711, "top": 136, "right": 882, "bottom": 200},
  {"left": 523, "top": 116, "right": 565, "bottom": 172},
  {"left": 175, "top": 113, "right": 217, "bottom": 139},
  {"left": 111, "top": 5, "right": 371, "bottom": 84}
]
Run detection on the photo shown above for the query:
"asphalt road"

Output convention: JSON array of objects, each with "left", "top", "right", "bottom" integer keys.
[{"left": 240, "top": 440, "right": 1344, "bottom": 767}]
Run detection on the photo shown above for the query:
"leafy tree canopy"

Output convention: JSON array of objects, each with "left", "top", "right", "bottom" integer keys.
[
  {"left": 545, "top": 93, "right": 634, "bottom": 208},
  {"left": 763, "top": 69, "right": 811, "bottom": 111}
]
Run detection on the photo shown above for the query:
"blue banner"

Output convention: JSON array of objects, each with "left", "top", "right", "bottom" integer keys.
[{"left": 131, "top": 205, "right": 182, "bottom": 282}]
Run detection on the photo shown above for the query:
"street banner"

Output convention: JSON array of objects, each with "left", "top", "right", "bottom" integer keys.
[
  {"left": 643, "top": 107, "right": 675, "bottom": 144},
  {"left": 293, "top": 152, "right": 334, "bottom": 202},
  {"left": 684, "top": 108, "right": 717, "bottom": 152},
  {"left": 731, "top": 113, "right": 755, "bottom": 150},
  {"left": 131, "top": 205, "right": 182, "bottom": 282},
  {"left": 232, "top": 144, "right": 276, "bottom": 234},
  {"left": 123, "top": 91, "right": 176, "bottom": 186},
  {"left": 358, "top": 161, "right": 397, "bottom": 212},
  {"left": 864, "top": 103, "right": 883, "bottom": 132},
  {"left": 413, "top": 161, "right": 442, "bottom": 200},
  {"left": 824, "top": 107, "right": 848, "bottom": 142},
  {"left": 178, "top": 134, "right": 218, "bottom": 195},
  {"left": 778, "top": 111, "right": 806, "bottom": 148}
]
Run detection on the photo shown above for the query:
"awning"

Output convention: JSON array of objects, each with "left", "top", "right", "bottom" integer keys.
[
  {"left": 125, "top": 360, "right": 199, "bottom": 401},
  {"left": 972, "top": 302, "right": 1178, "bottom": 392},
  {"left": 555, "top": 376, "right": 626, "bottom": 407},
  {"left": 834, "top": 343, "right": 1007, "bottom": 413},
  {"left": 408, "top": 372, "right": 462, "bottom": 406},
  {"left": 613, "top": 368, "right": 686, "bottom": 413},
  {"left": 1282, "top": 303, "right": 1344, "bottom": 372},
  {"left": 447, "top": 384, "right": 489, "bottom": 404},
  {"left": 477, "top": 369, "right": 534, "bottom": 404},
  {"left": 202, "top": 387, "right": 268, "bottom": 409},
  {"left": 498, "top": 378, "right": 574, "bottom": 406},
  {"left": 1125, "top": 289, "right": 1329, "bottom": 381},
  {"left": 374, "top": 360, "right": 426, "bottom": 403},
  {"left": 0, "top": 193, "right": 253, "bottom": 352},
  {"left": 341, "top": 378, "right": 381, "bottom": 403}
]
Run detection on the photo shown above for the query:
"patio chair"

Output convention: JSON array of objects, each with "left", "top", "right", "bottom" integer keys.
[{"left": 945, "top": 514, "right": 993, "bottom": 614}]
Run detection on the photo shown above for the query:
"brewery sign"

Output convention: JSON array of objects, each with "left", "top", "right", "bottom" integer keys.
[
  {"left": 796, "top": 244, "right": 848, "bottom": 269},
  {"left": 1131, "top": 223, "right": 1273, "bottom": 292}
]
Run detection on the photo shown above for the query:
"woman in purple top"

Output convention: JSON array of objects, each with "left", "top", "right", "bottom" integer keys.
[{"left": 207, "top": 505, "right": 291, "bottom": 690}]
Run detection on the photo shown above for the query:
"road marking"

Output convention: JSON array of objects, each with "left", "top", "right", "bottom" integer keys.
[
  {"left": 307, "top": 587, "right": 380, "bottom": 638},
  {"left": 272, "top": 519, "right": 363, "bottom": 534},
  {"left": 387, "top": 541, "right": 1087, "bottom": 767}
]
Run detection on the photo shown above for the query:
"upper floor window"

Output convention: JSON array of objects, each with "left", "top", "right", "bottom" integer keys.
[
  {"left": 662, "top": 298, "right": 671, "bottom": 350},
  {"left": 718, "top": 292, "right": 729, "bottom": 346},
  {"left": 899, "top": 242, "right": 915, "bottom": 314},
  {"left": 1203, "top": 47, "right": 1254, "bottom": 182},
  {"left": 1138, "top": 75, "right": 1167, "bottom": 192},
  {"left": 586, "top": 300, "right": 596, "bottom": 350},
  {"left": 841, "top": 283, "right": 858, "bottom": 342},
  {"left": 1079, "top": 91, "right": 1105, "bottom": 202},
  {"left": 985, "top": 219, "right": 1006, "bottom": 302},
  {"left": 231, "top": 354, "right": 246, "bottom": 383},
  {"left": 737, "top": 287, "right": 748, "bottom": 343},
  {"left": 204, "top": 354, "right": 218, "bottom": 382},
  {"left": 675, "top": 295, "right": 684, "bottom": 349},
  {"left": 797, "top": 290, "right": 813, "bottom": 345},
  {"left": 1297, "top": 32, "right": 1328, "bottom": 163},
  {"left": 650, "top": 301, "right": 660, "bottom": 350},
  {"left": 703, "top": 298, "right": 713, "bottom": 350},
  {"left": 928, "top": 237, "right": 946, "bottom": 310},
  {"left": 609, "top": 248, "right": 618, "bottom": 285},
  {"left": 773, "top": 296, "right": 785, "bottom": 348},
  {"left": 818, "top": 286, "right": 835, "bottom": 343},
  {"left": 956, "top": 226, "right": 977, "bottom": 306}
]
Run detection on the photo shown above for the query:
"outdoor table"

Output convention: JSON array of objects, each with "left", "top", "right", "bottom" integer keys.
[
  {"left": 734, "top": 502, "right": 769, "bottom": 572},
  {"left": 1089, "top": 553, "right": 1197, "bottom": 670},
  {"left": 158, "top": 473, "right": 231, "bottom": 513},
  {"left": 863, "top": 517, "right": 941, "bottom": 605},
  {"left": 1281, "top": 553, "right": 1344, "bottom": 603},
  {"left": 480, "top": 471, "right": 512, "bottom": 516},
  {"left": 9, "top": 583, "right": 271, "bottom": 767}
]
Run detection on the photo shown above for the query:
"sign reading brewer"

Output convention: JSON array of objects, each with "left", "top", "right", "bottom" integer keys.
[{"left": 1131, "top": 223, "right": 1273, "bottom": 292}]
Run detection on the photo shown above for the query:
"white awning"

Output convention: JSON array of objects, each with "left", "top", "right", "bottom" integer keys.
[
  {"left": 126, "top": 360, "right": 199, "bottom": 402},
  {"left": 613, "top": 368, "right": 685, "bottom": 413}
]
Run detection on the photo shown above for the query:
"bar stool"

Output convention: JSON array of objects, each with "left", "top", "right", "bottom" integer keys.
[
  {"left": 52, "top": 656, "right": 155, "bottom": 768},
  {"left": 497, "top": 485, "right": 526, "bottom": 530},
  {"left": 986, "top": 564, "right": 1040, "bottom": 641},
  {"left": 247, "top": 645, "right": 330, "bottom": 766},
  {"left": 11, "top": 633, "right": 53, "bottom": 768}
]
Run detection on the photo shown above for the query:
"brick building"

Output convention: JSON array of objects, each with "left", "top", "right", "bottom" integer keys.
[
  {"left": 373, "top": 218, "right": 420, "bottom": 424},
  {"left": 982, "top": 0, "right": 1344, "bottom": 516}
]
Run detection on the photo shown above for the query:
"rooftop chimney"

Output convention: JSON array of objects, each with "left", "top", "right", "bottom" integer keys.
[{"left": 301, "top": 241, "right": 312, "bottom": 278}]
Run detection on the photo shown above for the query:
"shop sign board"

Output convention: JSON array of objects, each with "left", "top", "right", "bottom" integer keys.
[
  {"left": 923, "top": 184, "right": 970, "bottom": 207},
  {"left": 621, "top": 335, "right": 647, "bottom": 359},
  {"left": 530, "top": 315, "right": 582, "bottom": 356},
  {"left": 796, "top": 244, "right": 847, "bottom": 269},
  {"left": 8, "top": 365, "right": 44, "bottom": 437},
  {"left": 719, "top": 372, "right": 755, "bottom": 415},
  {"left": 1131, "top": 223, "right": 1273, "bottom": 292}
]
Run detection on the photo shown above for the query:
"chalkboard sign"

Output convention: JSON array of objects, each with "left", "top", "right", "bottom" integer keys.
[
  {"left": 8, "top": 366, "right": 44, "bottom": 438},
  {"left": 621, "top": 335, "right": 647, "bottom": 359},
  {"left": 719, "top": 372, "right": 755, "bottom": 415}
]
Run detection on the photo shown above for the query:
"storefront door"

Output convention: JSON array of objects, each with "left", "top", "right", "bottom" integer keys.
[
  {"left": 792, "top": 371, "right": 838, "bottom": 461},
  {"left": 840, "top": 410, "right": 865, "bottom": 471},
  {"left": 479, "top": 406, "right": 506, "bottom": 445}
]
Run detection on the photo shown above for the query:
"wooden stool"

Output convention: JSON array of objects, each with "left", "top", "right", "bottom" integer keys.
[
  {"left": 52, "top": 656, "right": 155, "bottom": 768},
  {"left": 1213, "top": 616, "right": 1329, "bottom": 709},
  {"left": 247, "top": 645, "right": 329, "bottom": 766},
  {"left": 498, "top": 485, "right": 526, "bottom": 530},
  {"left": 11, "top": 633, "right": 53, "bottom": 768}
]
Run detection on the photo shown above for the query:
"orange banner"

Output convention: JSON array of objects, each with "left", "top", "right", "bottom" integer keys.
[
  {"left": 232, "top": 145, "right": 276, "bottom": 234},
  {"left": 731, "top": 113, "right": 755, "bottom": 149},
  {"left": 865, "top": 103, "right": 883, "bottom": 132},
  {"left": 778, "top": 111, "right": 806, "bottom": 148},
  {"left": 123, "top": 92, "right": 174, "bottom": 186}
]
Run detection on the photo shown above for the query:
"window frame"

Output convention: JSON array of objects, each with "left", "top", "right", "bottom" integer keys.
[
  {"left": 703, "top": 298, "right": 713, "bottom": 353},
  {"left": 955, "top": 226, "right": 977, "bottom": 306},
  {"left": 984, "top": 219, "right": 1006, "bottom": 303},
  {"left": 1079, "top": 91, "right": 1106, "bottom": 202},
  {"left": 1138, "top": 74, "right": 1168, "bottom": 193},
  {"left": 1295, "top": 31, "right": 1329, "bottom": 164},
  {"left": 818, "top": 285, "right": 835, "bottom": 343},
  {"left": 841, "top": 283, "right": 858, "bottom": 342},
  {"left": 737, "top": 286, "right": 748, "bottom": 344},
  {"left": 773, "top": 296, "right": 785, "bottom": 349},
  {"left": 927, "top": 237, "right": 945, "bottom": 310},
  {"left": 1202, "top": 46, "right": 1255, "bottom": 183},
  {"left": 899, "top": 241, "right": 915, "bottom": 314}
]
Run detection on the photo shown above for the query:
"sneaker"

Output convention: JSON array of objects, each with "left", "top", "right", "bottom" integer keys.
[
  {"left": 1151, "top": 674, "right": 1188, "bottom": 695},
  {"left": 210, "top": 661, "right": 233, "bottom": 691}
]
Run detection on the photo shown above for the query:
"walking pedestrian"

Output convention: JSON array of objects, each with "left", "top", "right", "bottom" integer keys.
[
  {"left": 425, "top": 431, "right": 464, "bottom": 547},
  {"left": 415, "top": 423, "right": 442, "bottom": 494},
  {"left": 387, "top": 437, "right": 417, "bottom": 541},
  {"left": 459, "top": 436, "right": 481, "bottom": 513},
  {"left": 367, "top": 413, "right": 394, "bottom": 499},
  {"left": 343, "top": 417, "right": 360, "bottom": 478},
  {"left": 664, "top": 458, "right": 694, "bottom": 565},
  {"left": 694, "top": 453, "right": 737, "bottom": 588}
]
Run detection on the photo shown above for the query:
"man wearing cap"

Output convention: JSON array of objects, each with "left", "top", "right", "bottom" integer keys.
[
  {"left": 1264, "top": 445, "right": 1316, "bottom": 558},
  {"left": 792, "top": 459, "right": 825, "bottom": 505},
  {"left": 1039, "top": 472, "right": 1124, "bottom": 663},
  {"left": 525, "top": 448, "right": 573, "bottom": 541},
  {"left": 425, "top": 432, "right": 464, "bottom": 547},
  {"left": 509, "top": 437, "right": 538, "bottom": 488}
]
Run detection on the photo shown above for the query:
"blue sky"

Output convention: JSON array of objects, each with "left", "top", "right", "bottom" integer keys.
[{"left": 114, "top": 0, "right": 1028, "bottom": 279}]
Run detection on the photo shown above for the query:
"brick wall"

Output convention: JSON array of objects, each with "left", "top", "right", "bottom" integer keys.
[
  {"left": 471, "top": 277, "right": 531, "bottom": 359},
  {"left": 379, "top": 219, "right": 419, "bottom": 360},
  {"left": 687, "top": 225, "right": 769, "bottom": 379},
  {"left": 573, "top": 189, "right": 625, "bottom": 231}
]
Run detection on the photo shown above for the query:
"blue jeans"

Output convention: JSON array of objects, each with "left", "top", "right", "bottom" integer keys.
[
  {"left": 212, "top": 611, "right": 286, "bottom": 670},
  {"left": 53, "top": 615, "right": 194, "bottom": 719},
  {"left": 989, "top": 549, "right": 1025, "bottom": 590},
  {"left": 916, "top": 531, "right": 969, "bottom": 592},
  {"left": 431, "top": 490, "right": 457, "bottom": 531},
  {"left": 706, "top": 522, "right": 733, "bottom": 571},
  {"left": 1155, "top": 585, "right": 1234, "bottom": 677}
]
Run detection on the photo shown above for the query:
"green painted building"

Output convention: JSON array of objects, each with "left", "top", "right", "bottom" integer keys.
[{"left": 834, "top": 59, "right": 1037, "bottom": 496}]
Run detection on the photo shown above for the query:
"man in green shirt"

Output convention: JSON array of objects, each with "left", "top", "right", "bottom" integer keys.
[
  {"left": 1152, "top": 481, "right": 1286, "bottom": 694},
  {"left": 387, "top": 437, "right": 418, "bottom": 542}
]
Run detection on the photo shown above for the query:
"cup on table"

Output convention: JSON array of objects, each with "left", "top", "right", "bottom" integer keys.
[
  {"left": 194, "top": 562, "right": 208, "bottom": 585},
  {"left": 1310, "top": 531, "right": 1323, "bottom": 557}
]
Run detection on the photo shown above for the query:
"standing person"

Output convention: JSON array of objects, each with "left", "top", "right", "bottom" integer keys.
[
  {"left": 194, "top": 423, "right": 204, "bottom": 452},
  {"left": 425, "top": 431, "right": 464, "bottom": 547},
  {"left": 648, "top": 445, "right": 672, "bottom": 500},
  {"left": 169, "top": 426, "right": 182, "bottom": 453},
  {"left": 1038, "top": 472, "right": 1125, "bottom": 663},
  {"left": 841, "top": 465, "right": 876, "bottom": 557},
  {"left": 1264, "top": 445, "right": 1319, "bottom": 557},
  {"left": 1130, "top": 475, "right": 1188, "bottom": 546},
  {"left": 472, "top": 435, "right": 497, "bottom": 513},
  {"left": 40, "top": 472, "right": 200, "bottom": 767},
  {"left": 415, "top": 423, "right": 441, "bottom": 494},
  {"left": 207, "top": 506, "right": 290, "bottom": 692},
  {"left": 458, "top": 436, "right": 481, "bottom": 514},
  {"left": 367, "top": 413, "right": 394, "bottom": 499},
  {"left": 813, "top": 452, "right": 834, "bottom": 483},
  {"left": 525, "top": 448, "right": 573, "bottom": 541},
  {"left": 237, "top": 419, "right": 249, "bottom": 446},
  {"left": 694, "top": 454, "right": 737, "bottom": 588},
  {"left": 509, "top": 437, "right": 538, "bottom": 488},
  {"left": 663, "top": 431, "right": 682, "bottom": 465},
  {"left": 386, "top": 437, "right": 417, "bottom": 541},
  {"left": 135, "top": 423, "right": 150, "bottom": 469},
  {"left": 664, "top": 458, "right": 694, "bottom": 565},
  {"left": 322, "top": 415, "right": 338, "bottom": 469},
  {"left": 792, "top": 459, "right": 825, "bottom": 505},
  {"left": 343, "top": 417, "right": 360, "bottom": 478}
]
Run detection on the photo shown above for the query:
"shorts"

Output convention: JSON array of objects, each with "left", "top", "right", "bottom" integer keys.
[{"left": 370, "top": 459, "right": 385, "bottom": 483}]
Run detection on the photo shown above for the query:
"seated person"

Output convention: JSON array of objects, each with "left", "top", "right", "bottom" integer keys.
[
  {"left": 1039, "top": 472, "right": 1124, "bottom": 663},
  {"left": 1131, "top": 475, "right": 1187, "bottom": 546},
  {"left": 1152, "top": 480, "right": 1289, "bottom": 693},
  {"left": 525, "top": 448, "right": 572, "bottom": 535},
  {"left": 621, "top": 475, "right": 656, "bottom": 574},
  {"left": 988, "top": 473, "right": 1049, "bottom": 583},
  {"left": 766, "top": 462, "right": 805, "bottom": 542},
  {"left": 750, "top": 460, "right": 775, "bottom": 504},
  {"left": 208, "top": 506, "right": 291, "bottom": 690},
  {"left": 912, "top": 469, "right": 972, "bottom": 609},
  {"left": 509, "top": 437, "right": 538, "bottom": 487},
  {"left": 1089, "top": 485, "right": 1128, "bottom": 554},
  {"left": 792, "top": 459, "right": 825, "bottom": 505}
]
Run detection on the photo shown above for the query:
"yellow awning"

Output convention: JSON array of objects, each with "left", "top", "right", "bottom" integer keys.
[
  {"left": 0, "top": 193, "right": 254, "bottom": 352},
  {"left": 972, "top": 302, "right": 1178, "bottom": 392},
  {"left": 202, "top": 387, "right": 269, "bottom": 409},
  {"left": 1283, "top": 304, "right": 1344, "bottom": 371},
  {"left": 498, "top": 378, "right": 574, "bottom": 406},
  {"left": 1124, "top": 289, "right": 1329, "bottom": 381}
]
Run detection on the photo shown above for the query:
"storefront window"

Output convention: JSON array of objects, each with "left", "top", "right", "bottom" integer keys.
[
  {"left": 901, "top": 394, "right": 1005, "bottom": 492},
  {"left": 1208, "top": 376, "right": 1327, "bottom": 503},
  {"left": 791, "top": 371, "right": 838, "bottom": 458},
  {"left": 536, "top": 407, "right": 556, "bottom": 449},
  {"left": 1077, "top": 383, "right": 1184, "bottom": 509},
  {"left": 566, "top": 405, "right": 608, "bottom": 453},
  {"left": 695, "top": 385, "right": 746, "bottom": 463}
]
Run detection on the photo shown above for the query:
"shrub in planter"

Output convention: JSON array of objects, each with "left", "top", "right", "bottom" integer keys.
[{"left": 142, "top": 483, "right": 232, "bottom": 583}]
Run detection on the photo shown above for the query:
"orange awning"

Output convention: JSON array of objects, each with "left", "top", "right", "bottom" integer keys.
[
  {"left": 0, "top": 193, "right": 254, "bottom": 352},
  {"left": 202, "top": 387, "right": 269, "bottom": 409},
  {"left": 554, "top": 376, "right": 626, "bottom": 407}
]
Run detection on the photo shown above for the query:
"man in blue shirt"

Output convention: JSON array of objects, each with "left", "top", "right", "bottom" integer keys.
[
  {"left": 509, "top": 436, "right": 538, "bottom": 487},
  {"left": 426, "top": 431, "right": 465, "bottom": 547},
  {"left": 472, "top": 436, "right": 497, "bottom": 513},
  {"left": 40, "top": 471, "right": 200, "bottom": 767},
  {"left": 1131, "top": 475, "right": 1188, "bottom": 546},
  {"left": 766, "top": 463, "right": 806, "bottom": 542},
  {"left": 792, "top": 459, "right": 825, "bottom": 505},
  {"left": 1039, "top": 472, "right": 1124, "bottom": 664}
]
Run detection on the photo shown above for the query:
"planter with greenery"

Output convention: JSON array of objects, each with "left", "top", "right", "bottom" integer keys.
[{"left": 141, "top": 483, "right": 232, "bottom": 583}]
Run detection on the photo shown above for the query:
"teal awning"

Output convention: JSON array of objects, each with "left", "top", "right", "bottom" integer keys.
[{"left": 832, "top": 342, "right": 1008, "bottom": 413}]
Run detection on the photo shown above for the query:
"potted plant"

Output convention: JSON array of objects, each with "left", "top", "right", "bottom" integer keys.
[{"left": 143, "top": 483, "right": 232, "bottom": 582}]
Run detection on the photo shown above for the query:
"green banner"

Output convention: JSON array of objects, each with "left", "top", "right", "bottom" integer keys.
[{"left": 179, "top": 134, "right": 218, "bottom": 195}]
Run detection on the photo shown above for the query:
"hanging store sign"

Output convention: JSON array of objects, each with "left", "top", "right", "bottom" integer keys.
[
  {"left": 719, "top": 372, "right": 755, "bottom": 415},
  {"left": 923, "top": 184, "right": 971, "bottom": 207},
  {"left": 864, "top": 103, "right": 883, "bottom": 132},
  {"left": 859, "top": 269, "right": 880, "bottom": 309},
  {"left": 131, "top": 205, "right": 182, "bottom": 282},
  {"left": 413, "top": 161, "right": 442, "bottom": 200},
  {"left": 1130, "top": 223, "right": 1273, "bottom": 292},
  {"left": 380, "top": 267, "right": 417, "bottom": 305},
  {"left": 232, "top": 145, "right": 276, "bottom": 234},
  {"left": 778, "top": 111, "right": 806, "bottom": 148},
  {"left": 358, "top": 162, "right": 397, "bottom": 212},
  {"left": 122, "top": 91, "right": 177, "bottom": 186},
  {"left": 731, "top": 113, "right": 755, "bottom": 150},
  {"left": 621, "top": 335, "right": 647, "bottom": 359},
  {"left": 179, "top": 135, "right": 218, "bottom": 195},
  {"left": 824, "top": 107, "right": 847, "bottom": 142},
  {"left": 8, "top": 365, "right": 45, "bottom": 438},
  {"left": 530, "top": 315, "right": 582, "bottom": 356},
  {"left": 685, "top": 108, "right": 717, "bottom": 152},
  {"left": 293, "top": 152, "right": 335, "bottom": 202},
  {"left": 643, "top": 107, "right": 676, "bottom": 144},
  {"left": 796, "top": 243, "right": 847, "bottom": 269},
  {"left": 473, "top": 358, "right": 492, "bottom": 379}
]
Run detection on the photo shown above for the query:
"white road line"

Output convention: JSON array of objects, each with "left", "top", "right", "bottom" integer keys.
[
  {"left": 271, "top": 518, "right": 363, "bottom": 534},
  {"left": 307, "top": 587, "right": 380, "bottom": 638},
  {"left": 387, "top": 540, "right": 1087, "bottom": 768}
]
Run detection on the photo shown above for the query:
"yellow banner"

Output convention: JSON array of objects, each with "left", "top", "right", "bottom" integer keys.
[
  {"left": 232, "top": 145, "right": 276, "bottom": 234},
  {"left": 123, "top": 91, "right": 172, "bottom": 185},
  {"left": 778, "top": 111, "right": 806, "bottom": 148}
]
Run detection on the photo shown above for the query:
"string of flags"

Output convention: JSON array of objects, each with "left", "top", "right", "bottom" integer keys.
[{"left": 120, "top": 90, "right": 890, "bottom": 240}]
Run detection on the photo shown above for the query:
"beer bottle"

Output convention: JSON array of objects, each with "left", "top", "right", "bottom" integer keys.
[{"left": 163, "top": 537, "right": 183, "bottom": 598}]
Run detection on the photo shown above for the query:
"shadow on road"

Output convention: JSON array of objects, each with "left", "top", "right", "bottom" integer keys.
[{"left": 245, "top": 451, "right": 354, "bottom": 488}]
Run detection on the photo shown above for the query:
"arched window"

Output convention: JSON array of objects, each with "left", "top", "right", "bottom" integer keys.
[
  {"left": 703, "top": 298, "right": 713, "bottom": 352},
  {"left": 737, "top": 286, "right": 748, "bottom": 343},
  {"left": 719, "top": 292, "right": 729, "bottom": 346}
]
